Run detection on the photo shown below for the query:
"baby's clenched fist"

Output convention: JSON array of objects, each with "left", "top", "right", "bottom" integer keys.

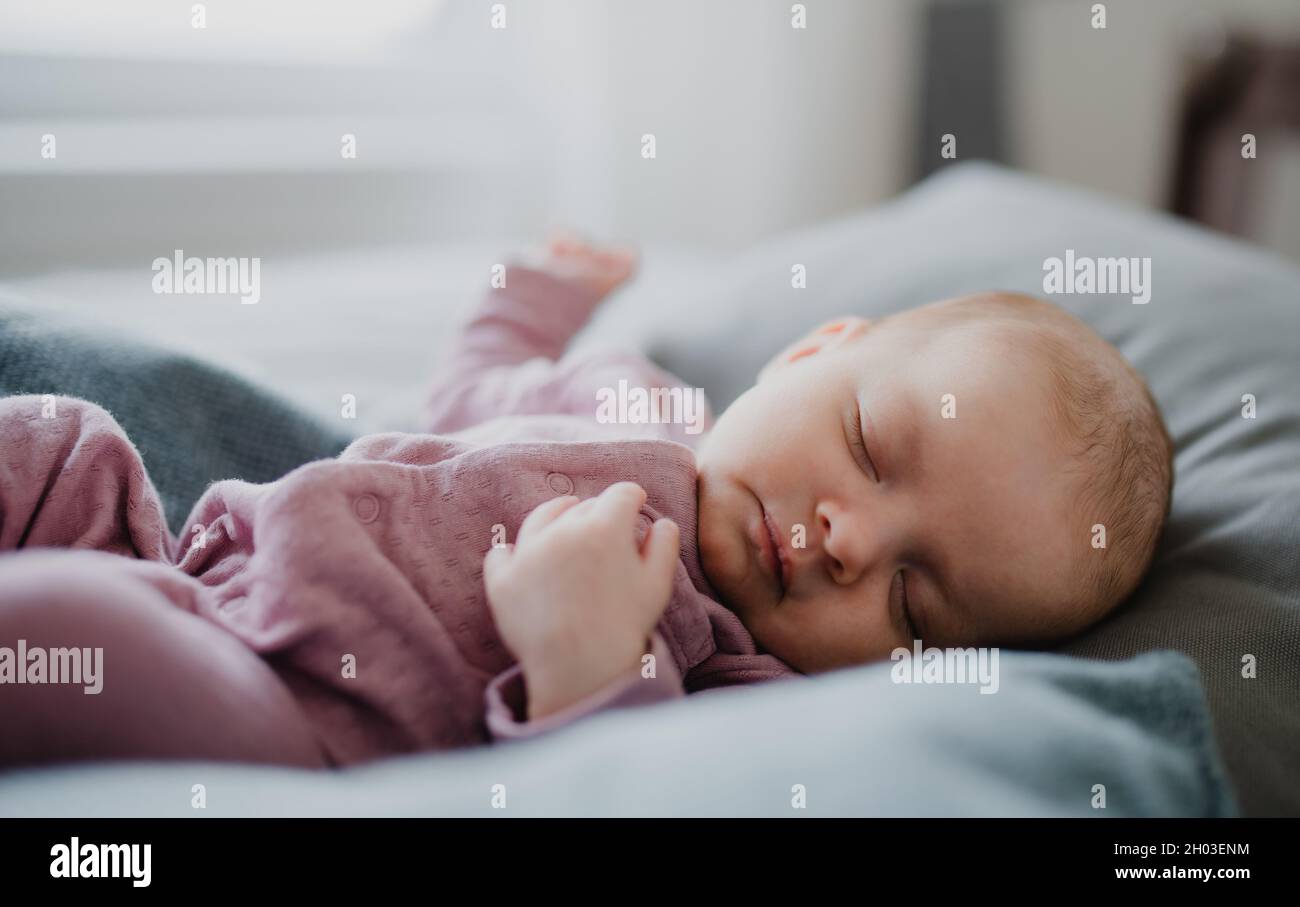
[{"left": 483, "top": 481, "right": 679, "bottom": 720}]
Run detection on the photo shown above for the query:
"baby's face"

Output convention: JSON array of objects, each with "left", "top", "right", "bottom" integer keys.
[{"left": 695, "top": 312, "right": 1086, "bottom": 674}]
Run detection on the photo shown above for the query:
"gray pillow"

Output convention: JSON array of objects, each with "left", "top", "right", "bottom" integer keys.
[{"left": 649, "top": 162, "right": 1300, "bottom": 816}]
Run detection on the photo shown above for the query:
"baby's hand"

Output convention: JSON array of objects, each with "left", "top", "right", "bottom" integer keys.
[
  {"left": 536, "top": 231, "right": 638, "bottom": 300},
  {"left": 483, "top": 482, "right": 679, "bottom": 720}
]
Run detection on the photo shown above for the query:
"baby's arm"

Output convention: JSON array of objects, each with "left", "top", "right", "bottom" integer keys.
[
  {"left": 480, "top": 482, "right": 685, "bottom": 740},
  {"left": 0, "top": 395, "right": 173, "bottom": 561},
  {"left": 425, "top": 237, "right": 712, "bottom": 440},
  {"left": 483, "top": 630, "right": 681, "bottom": 741}
]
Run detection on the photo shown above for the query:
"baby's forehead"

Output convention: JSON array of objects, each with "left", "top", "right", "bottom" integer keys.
[
  {"left": 907, "top": 305, "right": 1056, "bottom": 350},
  {"left": 857, "top": 313, "right": 1085, "bottom": 466},
  {"left": 877, "top": 311, "right": 1064, "bottom": 387}
]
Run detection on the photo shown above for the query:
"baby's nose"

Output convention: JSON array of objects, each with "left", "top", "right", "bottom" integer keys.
[{"left": 816, "top": 502, "right": 871, "bottom": 586}]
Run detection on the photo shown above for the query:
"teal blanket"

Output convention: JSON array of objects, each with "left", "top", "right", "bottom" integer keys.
[{"left": 0, "top": 650, "right": 1235, "bottom": 816}]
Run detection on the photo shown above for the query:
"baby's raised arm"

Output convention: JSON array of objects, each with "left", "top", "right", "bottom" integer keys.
[
  {"left": 423, "top": 238, "right": 630, "bottom": 432},
  {"left": 423, "top": 237, "right": 712, "bottom": 442}
]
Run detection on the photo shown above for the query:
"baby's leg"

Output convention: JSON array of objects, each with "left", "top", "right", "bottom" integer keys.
[
  {"left": 0, "top": 395, "right": 172, "bottom": 560},
  {"left": 0, "top": 550, "right": 327, "bottom": 768}
]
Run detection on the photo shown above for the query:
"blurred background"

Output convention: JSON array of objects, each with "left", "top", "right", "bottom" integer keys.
[
  {"left": 1, "top": 0, "right": 1297, "bottom": 422},
  {"left": 3, "top": 0, "right": 1300, "bottom": 273}
]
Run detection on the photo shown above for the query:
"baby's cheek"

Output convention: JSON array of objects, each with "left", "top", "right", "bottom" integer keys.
[{"left": 755, "top": 604, "right": 866, "bottom": 674}]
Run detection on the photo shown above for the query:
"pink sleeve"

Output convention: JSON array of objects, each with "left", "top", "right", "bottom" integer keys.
[
  {"left": 0, "top": 395, "right": 174, "bottom": 562},
  {"left": 425, "top": 265, "right": 713, "bottom": 440},
  {"left": 484, "top": 631, "right": 685, "bottom": 742}
]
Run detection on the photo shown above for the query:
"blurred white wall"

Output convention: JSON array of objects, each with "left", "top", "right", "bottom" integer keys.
[
  {"left": 1006, "top": 0, "right": 1300, "bottom": 261},
  {"left": 1007, "top": 0, "right": 1300, "bottom": 207},
  {"left": 0, "top": 0, "right": 448, "bottom": 64},
  {"left": 1, "top": 0, "right": 1297, "bottom": 277},
  {"left": 0, "top": 0, "right": 921, "bottom": 275},
  {"left": 521, "top": 0, "right": 917, "bottom": 249}
]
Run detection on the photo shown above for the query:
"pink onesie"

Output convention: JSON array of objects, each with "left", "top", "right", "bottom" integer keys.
[{"left": 0, "top": 266, "right": 798, "bottom": 769}]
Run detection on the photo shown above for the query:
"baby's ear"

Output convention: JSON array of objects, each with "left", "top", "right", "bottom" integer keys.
[{"left": 757, "top": 316, "right": 871, "bottom": 382}]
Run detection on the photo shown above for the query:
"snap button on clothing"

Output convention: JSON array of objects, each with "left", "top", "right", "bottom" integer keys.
[
  {"left": 354, "top": 493, "right": 381, "bottom": 523},
  {"left": 546, "top": 472, "right": 575, "bottom": 495}
]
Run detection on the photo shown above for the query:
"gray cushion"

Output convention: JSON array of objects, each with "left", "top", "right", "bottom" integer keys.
[{"left": 649, "top": 162, "right": 1300, "bottom": 816}]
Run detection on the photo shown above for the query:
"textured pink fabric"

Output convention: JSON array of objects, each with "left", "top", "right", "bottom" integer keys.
[{"left": 0, "top": 266, "right": 798, "bottom": 767}]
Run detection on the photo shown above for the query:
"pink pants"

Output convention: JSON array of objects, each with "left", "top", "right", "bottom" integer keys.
[{"left": 0, "top": 396, "right": 326, "bottom": 769}]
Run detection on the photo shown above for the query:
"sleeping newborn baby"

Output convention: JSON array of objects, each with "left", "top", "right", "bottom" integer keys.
[{"left": 0, "top": 237, "right": 1173, "bottom": 769}]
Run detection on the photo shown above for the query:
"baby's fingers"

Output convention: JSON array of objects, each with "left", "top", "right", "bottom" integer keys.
[
  {"left": 482, "top": 542, "right": 513, "bottom": 590},
  {"left": 641, "top": 518, "right": 680, "bottom": 599},
  {"left": 590, "top": 481, "right": 647, "bottom": 527},
  {"left": 517, "top": 494, "right": 581, "bottom": 544}
]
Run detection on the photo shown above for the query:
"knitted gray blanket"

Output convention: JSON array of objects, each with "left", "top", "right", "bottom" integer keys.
[{"left": 0, "top": 302, "right": 354, "bottom": 533}]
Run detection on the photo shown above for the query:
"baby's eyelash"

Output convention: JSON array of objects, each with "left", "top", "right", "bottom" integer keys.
[
  {"left": 901, "top": 572, "right": 919, "bottom": 641},
  {"left": 892, "top": 570, "right": 919, "bottom": 641},
  {"left": 847, "top": 407, "right": 879, "bottom": 481}
]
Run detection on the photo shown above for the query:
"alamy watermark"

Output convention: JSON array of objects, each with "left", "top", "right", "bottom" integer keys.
[
  {"left": 50, "top": 837, "right": 150, "bottom": 887},
  {"left": 891, "top": 641, "right": 1000, "bottom": 694},
  {"left": 595, "top": 379, "right": 706, "bottom": 435},
  {"left": 152, "top": 249, "right": 261, "bottom": 305},
  {"left": 0, "top": 639, "right": 103, "bottom": 694},
  {"left": 1042, "top": 249, "right": 1150, "bottom": 305}
]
